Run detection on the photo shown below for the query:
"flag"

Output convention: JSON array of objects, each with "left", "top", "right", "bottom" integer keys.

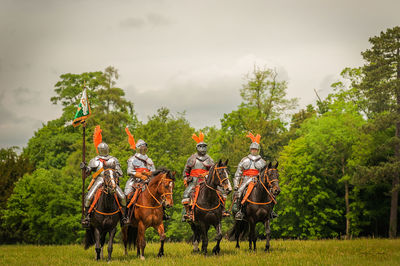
[{"left": 72, "top": 87, "right": 91, "bottom": 127}]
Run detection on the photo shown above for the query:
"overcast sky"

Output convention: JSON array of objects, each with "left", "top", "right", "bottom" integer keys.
[{"left": 0, "top": 0, "right": 399, "bottom": 149}]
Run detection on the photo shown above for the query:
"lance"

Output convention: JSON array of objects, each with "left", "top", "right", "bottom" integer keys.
[{"left": 81, "top": 121, "right": 86, "bottom": 218}]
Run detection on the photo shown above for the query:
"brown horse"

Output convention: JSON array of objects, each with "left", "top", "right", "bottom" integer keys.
[
  {"left": 122, "top": 168, "right": 175, "bottom": 260},
  {"left": 232, "top": 161, "right": 280, "bottom": 251}
]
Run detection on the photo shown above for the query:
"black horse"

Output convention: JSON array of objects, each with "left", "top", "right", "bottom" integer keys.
[
  {"left": 233, "top": 161, "right": 280, "bottom": 251},
  {"left": 189, "top": 159, "right": 232, "bottom": 255},
  {"left": 84, "top": 169, "right": 122, "bottom": 261}
]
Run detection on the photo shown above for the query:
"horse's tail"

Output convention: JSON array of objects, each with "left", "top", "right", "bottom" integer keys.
[
  {"left": 228, "top": 220, "right": 249, "bottom": 241},
  {"left": 127, "top": 225, "right": 138, "bottom": 249},
  {"left": 83, "top": 226, "right": 95, "bottom": 250}
]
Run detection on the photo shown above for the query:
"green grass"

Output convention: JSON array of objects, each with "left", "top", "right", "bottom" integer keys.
[{"left": 1, "top": 239, "right": 399, "bottom": 265}]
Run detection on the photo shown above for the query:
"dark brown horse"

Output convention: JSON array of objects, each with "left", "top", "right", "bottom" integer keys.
[
  {"left": 233, "top": 161, "right": 280, "bottom": 251},
  {"left": 122, "top": 168, "right": 175, "bottom": 260},
  {"left": 190, "top": 159, "right": 232, "bottom": 255},
  {"left": 84, "top": 169, "right": 122, "bottom": 261}
]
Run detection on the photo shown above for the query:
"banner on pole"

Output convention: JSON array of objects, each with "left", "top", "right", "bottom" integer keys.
[{"left": 73, "top": 87, "right": 91, "bottom": 127}]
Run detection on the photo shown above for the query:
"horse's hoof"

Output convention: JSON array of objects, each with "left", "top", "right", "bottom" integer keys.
[
  {"left": 235, "top": 245, "right": 240, "bottom": 249},
  {"left": 212, "top": 247, "right": 220, "bottom": 255},
  {"left": 157, "top": 252, "right": 164, "bottom": 258},
  {"left": 140, "top": 255, "right": 145, "bottom": 260},
  {"left": 265, "top": 245, "right": 270, "bottom": 252}
]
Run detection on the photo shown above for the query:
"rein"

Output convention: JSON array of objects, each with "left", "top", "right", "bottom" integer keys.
[
  {"left": 194, "top": 166, "right": 227, "bottom": 212},
  {"left": 135, "top": 176, "right": 174, "bottom": 209},
  {"left": 245, "top": 168, "right": 278, "bottom": 205}
]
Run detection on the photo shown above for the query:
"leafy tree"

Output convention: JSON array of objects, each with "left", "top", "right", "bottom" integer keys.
[
  {"left": 355, "top": 26, "right": 400, "bottom": 238},
  {"left": 2, "top": 168, "right": 83, "bottom": 244}
]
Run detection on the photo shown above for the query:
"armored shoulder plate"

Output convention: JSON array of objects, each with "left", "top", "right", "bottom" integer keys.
[
  {"left": 186, "top": 154, "right": 197, "bottom": 168},
  {"left": 88, "top": 158, "right": 101, "bottom": 169},
  {"left": 240, "top": 157, "right": 252, "bottom": 170}
]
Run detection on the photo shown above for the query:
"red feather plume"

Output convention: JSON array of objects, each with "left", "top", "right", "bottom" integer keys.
[
  {"left": 192, "top": 131, "right": 205, "bottom": 144},
  {"left": 125, "top": 127, "right": 136, "bottom": 150},
  {"left": 246, "top": 132, "right": 261, "bottom": 144},
  {"left": 93, "top": 125, "right": 102, "bottom": 154}
]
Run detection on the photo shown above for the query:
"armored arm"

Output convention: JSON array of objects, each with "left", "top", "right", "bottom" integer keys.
[
  {"left": 127, "top": 157, "right": 136, "bottom": 177},
  {"left": 233, "top": 160, "right": 244, "bottom": 190},
  {"left": 114, "top": 158, "right": 123, "bottom": 177}
]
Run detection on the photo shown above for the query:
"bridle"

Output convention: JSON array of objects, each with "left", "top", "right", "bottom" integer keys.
[{"left": 135, "top": 174, "right": 174, "bottom": 209}]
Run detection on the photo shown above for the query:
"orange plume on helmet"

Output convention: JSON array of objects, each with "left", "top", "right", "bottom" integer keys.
[
  {"left": 125, "top": 127, "right": 136, "bottom": 150},
  {"left": 93, "top": 125, "right": 102, "bottom": 153},
  {"left": 192, "top": 131, "right": 205, "bottom": 144},
  {"left": 246, "top": 132, "right": 261, "bottom": 144}
]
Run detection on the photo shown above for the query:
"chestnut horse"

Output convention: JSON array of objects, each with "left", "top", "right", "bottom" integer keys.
[
  {"left": 190, "top": 159, "right": 232, "bottom": 255},
  {"left": 83, "top": 168, "right": 122, "bottom": 261},
  {"left": 122, "top": 168, "right": 175, "bottom": 260},
  {"left": 232, "top": 161, "right": 280, "bottom": 251}
]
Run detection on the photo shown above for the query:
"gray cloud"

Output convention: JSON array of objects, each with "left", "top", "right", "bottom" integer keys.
[
  {"left": 147, "top": 13, "right": 173, "bottom": 27},
  {"left": 12, "top": 87, "right": 39, "bottom": 104},
  {"left": 120, "top": 17, "right": 146, "bottom": 29}
]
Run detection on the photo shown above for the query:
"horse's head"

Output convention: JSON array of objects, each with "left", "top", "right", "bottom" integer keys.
[
  {"left": 264, "top": 161, "right": 280, "bottom": 197},
  {"left": 153, "top": 169, "right": 175, "bottom": 208},
  {"left": 103, "top": 168, "right": 118, "bottom": 194},
  {"left": 208, "top": 159, "right": 232, "bottom": 194}
]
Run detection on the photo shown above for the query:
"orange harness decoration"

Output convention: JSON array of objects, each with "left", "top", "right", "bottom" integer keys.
[
  {"left": 89, "top": 188, "right": 121, "bottom": 216},
  {"left": 243, "top": 169, "right": 259, "bottom": 176},
  {"left": 241, "top": 180, "right": 256, "bottom": 205}
]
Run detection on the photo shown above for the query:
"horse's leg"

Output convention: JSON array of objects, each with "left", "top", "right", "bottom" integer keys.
[
  {"left": 100, "top": 232, "right": 106, "bottom": 260},
  {"left": 137, "top": 221, "right": 146, "bottom": 260},
  {"left": 212, "top": 221, "right": 222, "bottom": 255},
  {"left": 94, "top": 228, "right": 101, "bottom": 260},
  {"left": 200, "top": 223, "right": 209, "bottom": 255},
  {"left": 248, "top": 219, "right": 256, "bottom": 251},
  {"left": 190, "top": 223, "right": 200, "bottom": 252},
  {"left": 122, "top": 225, "right": 128, "bottom": 256},
  {"left": 235, "top": 221, "right": 241, "bottom": 249},
  {"left": 107, "top": 227, "right": 116, "bottom": 261},
  {"left": 155, "top": 223, "right": 166, "bottom": 257},
  {"left": 264, "top": 219, "right": 271, "bottom": 252}
]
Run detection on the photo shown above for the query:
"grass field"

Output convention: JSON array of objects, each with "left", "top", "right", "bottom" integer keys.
[{"left": 1, "top": 239, "right": 399, "bottom": 265}]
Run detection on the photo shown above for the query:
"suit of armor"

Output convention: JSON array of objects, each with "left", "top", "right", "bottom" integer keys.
[
  {"left": 84, "top": 155, "right": 126, "bottom": 208},
  {"left": 181, "top": 153, "right": 214, "bottom": 204},
  {"left": 124, "top": 153, "right": 155, "bottom": 196},
  {"left": 234, "top": 154, "right": 267, "bottom": 198}
]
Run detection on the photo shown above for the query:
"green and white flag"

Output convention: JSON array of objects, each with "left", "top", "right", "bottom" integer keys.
[{"left": 72, "top": 87, "right": 91, "bottom": 127}]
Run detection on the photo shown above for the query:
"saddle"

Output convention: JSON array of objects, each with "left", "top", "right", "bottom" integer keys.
[{"left": 127, "top": 183, "right": 145, "bottom": 209}]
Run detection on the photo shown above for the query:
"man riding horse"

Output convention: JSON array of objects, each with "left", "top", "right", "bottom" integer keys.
[
  {"left": 181, "top": 131, "right": 230, "bottom": 221},
  {"left": 124, "top": 128, "right": 169, "bottom": 221},
  {"left": 80, "top": 125, "right": 128, "bottom": 228},
  {"left": 232, "top": 132, "right": 277, "bottom": 221}
]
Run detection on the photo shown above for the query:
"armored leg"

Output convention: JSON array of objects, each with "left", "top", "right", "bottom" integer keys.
[
  {"left": 116, "top": 186, "right": 128, "bottom": 225},
  {"left": 181, "top": 179, "right": 196, "bottom": 221},
  {"left": 82, "top": 178, "right": 103, "bottom": 228}
]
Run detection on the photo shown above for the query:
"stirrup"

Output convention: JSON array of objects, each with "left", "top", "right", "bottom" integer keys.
[
  {"left": 235, "top": 211, "right": 244, "bottom": 221},
  {"left": 81, "top": 217, "right": 90, "bottom": 228}
]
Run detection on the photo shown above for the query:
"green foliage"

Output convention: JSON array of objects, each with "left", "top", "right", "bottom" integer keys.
[{"left": 1, "top": 168, "right": 83, "bottom": 244}]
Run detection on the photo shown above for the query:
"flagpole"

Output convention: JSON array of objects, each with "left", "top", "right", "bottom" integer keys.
[{"left": 81, "top": 121, "right": 86, "bottom": 218}]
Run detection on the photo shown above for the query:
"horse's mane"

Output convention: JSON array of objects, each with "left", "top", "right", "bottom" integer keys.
[{"left": 149, "top": 167, "right": 175, "bottom": 186}]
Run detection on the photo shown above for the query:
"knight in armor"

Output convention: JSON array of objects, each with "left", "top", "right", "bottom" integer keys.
[
  {"left": 232, "top": 132, "right": 276, "bottom": 221},
  {"left": 80, "top": 125, "right": 128, "bottom": 228},
  {"left": 124, "top": 128, "right": 170, "bottom": 220},
  {"left": 181, "top": 131, "right": 230, "bottom": 221}
]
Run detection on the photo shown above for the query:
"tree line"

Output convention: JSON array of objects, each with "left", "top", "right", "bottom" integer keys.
[{"left": 0, "top": 26, "right": 399, "bottom": 244}]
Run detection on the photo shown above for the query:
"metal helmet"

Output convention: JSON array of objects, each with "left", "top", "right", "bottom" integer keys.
[
  {"left": 97, "top": 142, "right": 109, "bottom": 156},
  {"left": 196, "top": 142, "right": 207, "bottom": 156},
  {"left": 135, "top": 139, "right": 147, "bottom": 149},
  {"left": 249, "top": 142, "right": 260, "bottom": 150}
]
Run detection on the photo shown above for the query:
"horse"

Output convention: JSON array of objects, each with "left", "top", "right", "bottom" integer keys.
[
  {"left": 189, "top": 159, "right": 232, "bottom": 255},
  {"left": 233, "top": 161, "right": 280, "bottom": 251},
  {"left": 122, "top": 168, "right": 175, "bottom": 260},
  {"left": 83, "top": 168, "right": 122, "bottom": 261}
]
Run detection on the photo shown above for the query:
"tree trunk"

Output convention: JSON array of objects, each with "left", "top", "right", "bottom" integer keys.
[
  {"left": 342, "top": 159, "right": 350, "bottom": 239},
  {"left": 390, "top": 46, "right": 400, "bottom": 238},
  {"left": 345, "top": 180, "right": 350, "bottom": 239}
]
